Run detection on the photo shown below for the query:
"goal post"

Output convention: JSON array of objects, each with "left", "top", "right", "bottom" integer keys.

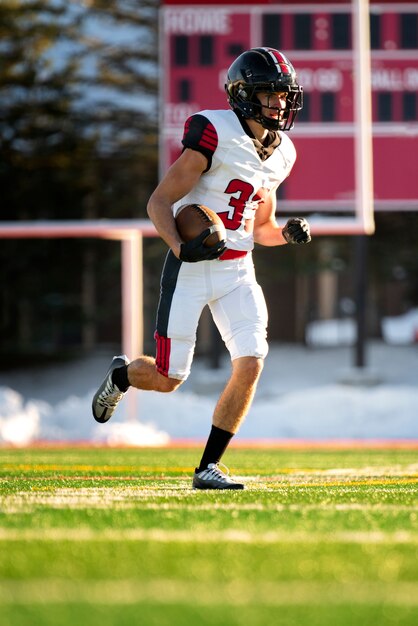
[
  {"left": 352, "top": 0, "right": 375, "bottom": 236},
  {"left": 0, "top": 220, "right": 158, "bottom": 361}
]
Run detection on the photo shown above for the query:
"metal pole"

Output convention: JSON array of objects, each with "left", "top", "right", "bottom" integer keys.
[
  {"left": 354, "top": 235, "right": 368, "bottom": 368},
  {"left": 352, "top": 0, "right": 374, "bottom": 369},
  {"left": 121, "top": 232, "right": 143, "bottom": 422},
  {"left": 352, "top": 0, "right": 375, "bottom": 235},
  {"left": 121, "top": 232, "right": 143, "bottom": 360}
]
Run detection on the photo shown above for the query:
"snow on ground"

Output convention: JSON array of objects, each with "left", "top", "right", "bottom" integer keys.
[{"left": 0, "top": 341, "right": 417, "bottom": 446}]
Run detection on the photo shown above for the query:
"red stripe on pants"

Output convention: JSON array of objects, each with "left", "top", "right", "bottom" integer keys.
[{"left": 154, "top": 331, "right": 171, "bottom": 377}]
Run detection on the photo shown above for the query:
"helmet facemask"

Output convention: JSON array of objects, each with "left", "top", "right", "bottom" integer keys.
[
  {"left": 234, "top": 83, "right": 303, "bottom": 131},
  {"left": 225, "top": 48, "right": 303, "bottom": 131}
]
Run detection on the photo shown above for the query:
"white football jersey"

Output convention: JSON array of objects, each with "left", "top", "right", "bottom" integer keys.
[{"left": 173, "top": 109, "right": 297, "bottom": 252}]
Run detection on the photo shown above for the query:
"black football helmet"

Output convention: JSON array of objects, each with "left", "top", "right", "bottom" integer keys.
[{"left": 225, "top": 47, "right": 303, "bottom": 131}]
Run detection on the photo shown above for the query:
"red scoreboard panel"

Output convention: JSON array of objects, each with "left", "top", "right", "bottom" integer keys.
[{"left": 160, "top": 0, "right": 418, "bottom": 227}]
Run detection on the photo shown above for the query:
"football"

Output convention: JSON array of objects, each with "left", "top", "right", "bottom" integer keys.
[{"left": 175, "top": 204, "right": 226, "bottom": 247}]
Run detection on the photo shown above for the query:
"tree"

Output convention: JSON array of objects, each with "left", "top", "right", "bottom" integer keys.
[{"left": 0, "top": 1, "right": 160, "bottom": 361}]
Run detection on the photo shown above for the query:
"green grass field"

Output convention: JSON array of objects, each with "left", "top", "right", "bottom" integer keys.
[{"left": 0, "top": 444, "right": 417, "bottom": 625}]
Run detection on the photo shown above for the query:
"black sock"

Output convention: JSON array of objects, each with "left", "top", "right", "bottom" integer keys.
[
  {"left": 112, "top": 365, "right": 130, "bottom": 392},
  {"left": 196, "top": 425, "right": 234, "bottom": 473}
]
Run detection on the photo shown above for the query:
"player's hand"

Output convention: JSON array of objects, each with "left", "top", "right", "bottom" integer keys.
[
  {"left": 179, "top": 229, "right": 226, "bottom": 262},
  {"left": 282, "top": 217, "right": 311, "bottom": 244}
]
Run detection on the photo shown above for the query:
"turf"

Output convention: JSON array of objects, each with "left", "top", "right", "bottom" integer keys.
[{"left": 0, "top": 445, "right": 417, "bottom": 625}]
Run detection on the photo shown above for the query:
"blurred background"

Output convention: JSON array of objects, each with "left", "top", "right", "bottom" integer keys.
[{"left": 0, "top": 0, "right": 417, "bottom": 445}]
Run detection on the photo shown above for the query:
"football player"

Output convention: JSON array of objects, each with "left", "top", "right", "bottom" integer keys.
[{"left": 92, "top": 47, "right": 311, "bottom": 489}]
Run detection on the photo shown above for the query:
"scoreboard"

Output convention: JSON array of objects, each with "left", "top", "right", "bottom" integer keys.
[{"left": 160, "top": 0, "right": 418, "bottom": 232}]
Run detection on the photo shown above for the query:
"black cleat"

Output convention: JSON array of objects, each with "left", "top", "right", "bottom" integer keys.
[
  {"left": 92, "top": 355, "right": 129, "bottom": 423},
  {"left": 192, "top": 463, "right": 245, "bottom": 490}
]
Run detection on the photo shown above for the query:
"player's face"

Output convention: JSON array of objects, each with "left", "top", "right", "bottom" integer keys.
[{"left": 256, "top": 91, "right": 288, "bottom": 124}]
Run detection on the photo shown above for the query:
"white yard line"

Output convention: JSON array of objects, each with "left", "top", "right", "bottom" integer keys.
[
  {"left": 2, "top": 490, "right": 418, "bottom": 513},
  {"left": 0, "top": 527, "right": 417, "bottom": 544},
  {"left": 0, "top": 579, "right": 418, "bottom": 606}
]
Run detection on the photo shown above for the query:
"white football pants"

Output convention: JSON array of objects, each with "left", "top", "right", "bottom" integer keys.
[{"left": 154, "top": 252, "right": 269, "bottom": 381}]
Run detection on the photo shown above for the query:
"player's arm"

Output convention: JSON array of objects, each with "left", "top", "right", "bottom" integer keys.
[
  {"left": 253, "top": 188, "right": 311, "bottom": 246},
  {"left": 253, "top": 188, "right": 287, "bottom": 246},
  {"left": 147, "top": 148, "right": 208, "bottom": 258}
]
